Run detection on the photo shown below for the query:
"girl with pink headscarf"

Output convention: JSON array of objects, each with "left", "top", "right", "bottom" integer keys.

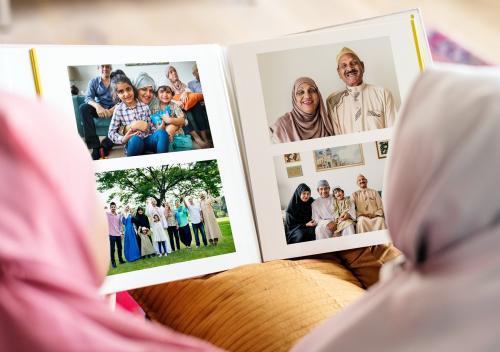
[
  {"left": 293, "top": 66, "right": 500, "bottom": 351},
  {"left": 0, "top": 92, "right": 218, "bottom": 351}
]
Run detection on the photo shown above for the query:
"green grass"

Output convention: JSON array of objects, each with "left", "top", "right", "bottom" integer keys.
[{"left": 107, "top": 218, "right": 235, "bottom": 275}]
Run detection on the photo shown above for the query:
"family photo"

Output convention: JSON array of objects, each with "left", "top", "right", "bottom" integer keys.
[
  {"left": 96, "top": 160, "right": 234, "bottom": 275},
  {"left": 258, "top": 37, "right": 401, "bottom": 144},
  {"left": 273, "top": 141, "right": 388, "bottom": 245},
  {"left": 68, "top": 61, "right": 212, "bottom": 160}
]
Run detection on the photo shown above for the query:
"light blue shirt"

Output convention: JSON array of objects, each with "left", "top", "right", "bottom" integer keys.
[
  {"left": 187, "top": 79, "right": 203, "bottom": 93},
  {"left": 84, "top": 76, "right": 114, "bottom": 108}
]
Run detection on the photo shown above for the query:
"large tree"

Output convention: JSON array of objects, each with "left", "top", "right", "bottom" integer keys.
[{"left": 96, "top": 160, "right": 222, "bottom": 205}]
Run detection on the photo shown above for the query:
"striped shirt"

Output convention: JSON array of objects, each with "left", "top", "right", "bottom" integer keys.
[{"left": 108, "top": 100, "right": 155, "bottom": 144}]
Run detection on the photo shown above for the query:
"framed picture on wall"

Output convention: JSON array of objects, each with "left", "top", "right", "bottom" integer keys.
[
  {"left": 376, "top": 140, "right": 389, "bottom": 159},
  {"left": 284, "top": 153, "right": 301, "bottom": 163},
  {"left": 313, "top": 144, "right": 364, "bottom": 172},
  {"left": 286, "top": 165, "right": 303, "bottom": 178}
]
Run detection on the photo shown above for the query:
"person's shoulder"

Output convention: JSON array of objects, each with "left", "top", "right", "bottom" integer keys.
[
  {"left": 273, "top": 112, "right": 296, "bottom": 133},
  {"left": 311, "top": 197, "right": 321, "bottom": 207},
  {"left": 276, "top": 112, "right": 293, "bottom": 125},
  {"left": 326, "top": 89, "right": 348, "bottom": 107},
  {"left": 365, "top": 83, "right": 391, "bottom": 94},
  {"left": 270, "top": 113, "right": 292, "bottom": 141},
  {"left": 115, "top": 101, "right": 126, "bottom": 110},
  {"left": 136, "top": 100, "right": 149, "bottom": 109}
]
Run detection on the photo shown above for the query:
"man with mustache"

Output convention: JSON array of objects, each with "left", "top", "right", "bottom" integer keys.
[
  {"left": 326, "top": 47, "right": 398, "bottom": 135},
  {"left": 350, "top": 174, "right": 387, "bottom": 233}
]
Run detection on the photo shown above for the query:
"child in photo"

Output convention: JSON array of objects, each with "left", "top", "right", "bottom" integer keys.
[
  {"left": 150, "top": 83, "right": 186, "bottom": 142},
  {"left": 151, "top": 214, "right": 168, "bottom": 256},
  {"left": 138, "top": 227, "right": 156, "bottom": 259},
  {"left": 107, "top": 73, "right": 169, "bottom": 157}
]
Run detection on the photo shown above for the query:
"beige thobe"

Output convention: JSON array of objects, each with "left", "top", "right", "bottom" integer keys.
[
  {"left": 351, "top": 188, "right": 387, "bottom": 233},
  {"left": 200, "top": 197, "right": 222, "bottom": 240},
  {"left": 332, "top": 198, "right": 356, "bottom": 235},
  {"left": 326, "top": 83, "right": 398, "bottom": 134}
]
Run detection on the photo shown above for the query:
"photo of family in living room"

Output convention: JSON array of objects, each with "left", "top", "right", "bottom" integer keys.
[
  {"left": 96, "top": 160, "right": 234, "bottom": 275},
  {"left": 274, "top": 141, "right": 388, "bottom": 245},
  {"left": 68, "top": 61, "right": 212, "bottom": 160}
]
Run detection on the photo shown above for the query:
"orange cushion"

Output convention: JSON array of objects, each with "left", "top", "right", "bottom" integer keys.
[{"left": 173, "top": 92, "right": 204, "bottom": 110}]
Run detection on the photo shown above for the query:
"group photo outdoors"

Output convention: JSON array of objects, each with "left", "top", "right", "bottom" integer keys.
[
  {"left": 97, "top": 160, "right": 235, "bottom": 275},
  {"left": 68, "top": 60, "right": 212, "bottom": 160}
]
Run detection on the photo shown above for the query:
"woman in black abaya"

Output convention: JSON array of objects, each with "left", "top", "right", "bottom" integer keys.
[{"left": 285, "top": 183, "right": 317, "bottom": 244}]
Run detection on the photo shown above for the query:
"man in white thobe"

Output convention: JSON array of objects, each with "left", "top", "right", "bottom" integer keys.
[
  {"left": 326, "top": 47, "right": 399, "bottom": 135},
  {"left": 311, "top": 180, "right": 338, "bottom": 239}
]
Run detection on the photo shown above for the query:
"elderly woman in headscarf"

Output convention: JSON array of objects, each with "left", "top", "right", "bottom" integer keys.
[
  {"left": 166, "top": 65, "right": 211, "bottom": 148},
  {"left": 292, "top": 66, "right": 500, "bottom": 351},
  {"left": 285, "top": 183, "right": 317, "bottom": 244},
  {"left": 0, "top": 92, "right": 218, "bottom": 351},
  {"left": 271, "top": 77, "right": 334, "bottom": 143}
]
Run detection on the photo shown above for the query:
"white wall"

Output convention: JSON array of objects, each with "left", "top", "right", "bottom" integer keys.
[
  {"left": 257, "top": 36, "right": 401, "bottom": 127},
  {"left": 274, "top": 141, "right": 386, "bottom": 209},
  {"left": 69, "top": 61, "right": 197, "bottom": 95}
]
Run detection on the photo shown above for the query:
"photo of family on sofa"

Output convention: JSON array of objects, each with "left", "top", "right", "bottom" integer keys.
[
  {"left": 68, "top": 61, "right": 212, "bottom": 160},
  {"left": 273, "top": 141, "right": 387, "bottom": 245},
  {"left": 284, "top": 175, "right": 386, "bottom": 245},
  {"left": 96, "top": 160, "right": 234, "bottom": 275}
]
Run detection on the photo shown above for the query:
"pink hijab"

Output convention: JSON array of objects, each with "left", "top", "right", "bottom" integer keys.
[
  {"left": 293, "top": 66, "right": 500, "bottom": 351},
  {"left": 271, "top": 77, "right": 334, "bottom": 143},
  {"left": 0, "top": 93, "right": 218, "bottom": 351}
]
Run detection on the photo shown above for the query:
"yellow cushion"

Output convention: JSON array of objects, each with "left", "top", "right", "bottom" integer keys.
[{"left": 131, "top": 257, "right": 365, "bottom": 352}]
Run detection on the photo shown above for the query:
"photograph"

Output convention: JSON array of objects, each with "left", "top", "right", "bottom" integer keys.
[
  {"left": 258, "top": 36, "right": 401, "bottom": 144},
  {"left": 68, "top": 61, "right": 213, "bottom": 161},
  {"left": 284, "top": 152, "right": 301, "bottom": 163},
  {"left": 96, "top": 159, "right": 235, "bottom": 276},
  {"left": 274, "top": 141, "right": 387, "bottom": 245},
  {"left": 313, "top": 144, "right": 364, "bottom": 171},
  {"left": 376, "top": 140, "right": 389, "bottom": 159},
  {"left": 286, "top": 165, "right": 303, "bottom": 178}
]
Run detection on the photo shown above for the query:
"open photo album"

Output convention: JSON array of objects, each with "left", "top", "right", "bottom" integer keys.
[{"left": 0, "top": 9, "right": 431, "bottom": 294}]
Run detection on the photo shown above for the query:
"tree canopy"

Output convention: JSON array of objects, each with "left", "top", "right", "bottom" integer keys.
[{"left": 96, "top": 160, "right": 222, "bottom": 205}]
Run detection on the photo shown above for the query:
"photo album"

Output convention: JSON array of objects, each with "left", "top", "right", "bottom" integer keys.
[{"left": 0, "top": 9, "right": 431, "bottom": 294}]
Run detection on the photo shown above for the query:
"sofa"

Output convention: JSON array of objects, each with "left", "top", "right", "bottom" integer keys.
[{"left": 72, "top": 95, "right": 111, "bottom": 138}]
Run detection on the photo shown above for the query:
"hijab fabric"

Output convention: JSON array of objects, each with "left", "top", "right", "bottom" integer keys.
[
  {"left": 292, "top": 66, "right": 500, "bottom": 351},
  {"left": 133, "top": 207, "right": 151, "bottom": 230},
  {"left": 285, "top": 183, "right": 314, "bottom": 232},
  {"left": 272, "top": 77, "right": 334, "bottom": 142},
  {"left": 0, "top": 92, "right": 217, "bottom": 351},
  {"left": 166, "top": 65, "right": 188, "bottom": 94},
  {"left": 133, "top": 72, "right": 156, "bottom": 91}
]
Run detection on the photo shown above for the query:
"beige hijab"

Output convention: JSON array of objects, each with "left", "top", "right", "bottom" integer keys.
[
  {"left": 293, "top": 66, "right": 500, "bottom": 351},
  {"left": 271, "top": 77, "right": 334, "bottom": 142}
]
